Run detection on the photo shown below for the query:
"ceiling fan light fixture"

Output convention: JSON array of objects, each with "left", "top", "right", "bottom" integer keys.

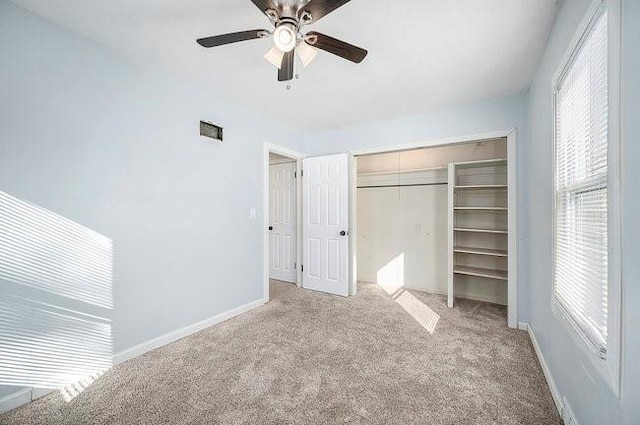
[
  {"left": 273, "top": 24, "right": 297, "bottom": 53},
  {"left": 264, "top": 45, "right": 285, "bottom": 69},
  {"left": 297, "top": 41, "right": 318, "bottom": 68}
]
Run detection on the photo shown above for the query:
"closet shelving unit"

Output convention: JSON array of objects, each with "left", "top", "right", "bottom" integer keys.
[{"left": 447, "top": 158, "right": 508, "bottom": 308}]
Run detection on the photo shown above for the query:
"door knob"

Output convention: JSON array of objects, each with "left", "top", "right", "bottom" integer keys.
[
  {"left": 340, "top": 230, "right": 347, "bottom": 236},
  {"left": 269, "top": 226, "right": 273, "bottom": 231}
]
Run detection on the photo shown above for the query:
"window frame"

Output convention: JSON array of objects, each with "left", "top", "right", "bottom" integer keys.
[{"left": 550, "top": 0, "right": 621, "bottom": 395}]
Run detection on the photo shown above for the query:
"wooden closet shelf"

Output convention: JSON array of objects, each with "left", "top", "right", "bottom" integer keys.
[
  {"left": 453, "top": 266, "right": 508, "bottom": 281},
  {"left": 454, "top": 185, "right": 508, "bottom": 190},
  {"left": 454, "top": 246, "right": 508, "bottom": 257},
  {"left": 454, "top": 207, "right": 508, "bottom": 211},
  {"left": 454, "top": 158, "right": 508, "bottom": 168},
  {"left": 454, "top": 228, "right": 508, "bottom": 234}
]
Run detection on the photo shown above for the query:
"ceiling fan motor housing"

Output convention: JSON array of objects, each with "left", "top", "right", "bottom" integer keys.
[{"left": 276, "top": 16, "right": 299, "bottom": 29}]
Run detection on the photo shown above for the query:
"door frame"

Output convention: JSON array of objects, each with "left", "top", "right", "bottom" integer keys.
[
  {"left": 263, "top": 143, "right": 304, "bottom": 303},
  {"left": 349, "top": 128, "right": 519, "bottom": 328}
]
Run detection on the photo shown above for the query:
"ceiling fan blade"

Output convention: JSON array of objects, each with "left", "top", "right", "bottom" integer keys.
[
  {"left": 249, "top": 0, "right": 279, "bottom": 17},
  {"left": 197, "top": 30, "right": 269, "bottom": 48},
  {"left": 298, "top": 0, "right": 352, "bottom": 23},
  {"left": 278, "top": 50, "right": 295, "bottom": 82},
  {"left": 305, "top": 31, "right": 367, "bottom": 63}
]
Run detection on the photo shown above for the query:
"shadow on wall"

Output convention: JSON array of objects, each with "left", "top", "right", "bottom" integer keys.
[
  {"left": 0, "top": 191, "right": 113, "bottom": 401},
  {"left": 377, "top": 253, "right": 440, "bottom": 334}
]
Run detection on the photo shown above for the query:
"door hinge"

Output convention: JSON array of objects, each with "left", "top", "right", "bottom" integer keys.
[
  {"left": 294, "top": 171, "right": 297, "bottom": 179},
  {"left": 294, "top": 262, "right": 297, "bottom": 270},
  {"left": 301, "top": 264, "right": 304, "bottom": 272},
  {"left": 301, "top": 169, "right": 304, "bottom": 177}
]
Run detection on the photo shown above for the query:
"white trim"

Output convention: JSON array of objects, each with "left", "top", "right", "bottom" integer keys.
[
  {"left": 517, "top": 321, "right": 529, "bottom": 331},
  {"left": 507, "top": 129, "right": 518, "bottom": 329},
  {"left": 527, "top": 325, "right": 563, "bottom": 414},
  {"left": 263, "top": 142, "right": 304, "bottom": 303},
  {"left": 31, "top": 388, "right": 54, "bottom": 400},
  {"left": 113, "top": 299, "right": 265, "bottom": 364},
  {"left": 605, "top": 0, "right": 622, "bottom": 398},
  {"left": 350, "top": 129, "right": 513, "bottom": 156},
  {"left": 264, "top": 143, "right": 305, "bottom": 163},
  {"left": 349, "top": 128, "right": 519, "bottom": 328},
  {"left": 0, "top": 388, "right": 31, "bottom": 415},
  {"left": 447, "top": 163, "right": 455, "bottom": 308},
  {"left": 349, "top": 157, "right": 358, "bottom": 295},
  {"left": 552, "top": 0, "right": 607, "bottom": 87},
  {"left": 268, "top": 158, "right": 297, "bottom": 165},
  {"left": 348, "top": 153, "right": 358, "bottom": 295}
]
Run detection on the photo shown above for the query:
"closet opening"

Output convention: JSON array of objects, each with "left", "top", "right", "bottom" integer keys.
[{"left": 352, "top": 134, "right": 517, "bottom": 328}]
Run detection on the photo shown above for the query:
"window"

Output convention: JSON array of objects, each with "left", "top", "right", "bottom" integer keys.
[{"left": 553, "top": 6, "right": 609, "bottom": 358}]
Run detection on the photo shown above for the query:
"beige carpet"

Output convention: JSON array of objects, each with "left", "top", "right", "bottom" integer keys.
[{"left": 1, "top": 281, "right": 560, "bottom": 425}]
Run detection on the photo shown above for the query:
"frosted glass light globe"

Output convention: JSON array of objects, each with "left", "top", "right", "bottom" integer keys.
[{"left": 273, "top": 24, "right": 296, "bottom": 53}]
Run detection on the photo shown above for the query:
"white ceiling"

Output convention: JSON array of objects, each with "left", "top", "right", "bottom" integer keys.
[{"left": 10, "top": 0, "right": 558, "bottom": 132}]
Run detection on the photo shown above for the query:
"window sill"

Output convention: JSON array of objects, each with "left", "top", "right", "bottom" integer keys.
[{"left": 551, "top": 299, "right": 619, "bottom": 396}]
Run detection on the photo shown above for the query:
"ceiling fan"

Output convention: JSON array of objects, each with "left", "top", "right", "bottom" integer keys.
[{"left": 196, "top": 0, "right": 368, "bottom": 82}]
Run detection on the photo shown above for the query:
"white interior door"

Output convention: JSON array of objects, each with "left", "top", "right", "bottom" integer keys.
[
  {"left": 303, "top": 154, "right": 350, "bottom": 296},
  {"left": 269, "top": 162, "right": 297, "bottom": 283}
]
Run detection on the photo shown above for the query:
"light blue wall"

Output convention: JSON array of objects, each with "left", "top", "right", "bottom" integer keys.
[
  {"left": 0, "top": 0, "right": 533, "bottom": 402},
  {"left": 527, "top": 0, "right": 639, "bottom": 423},
  {"left": 3, "top": 0, "right": 638, "bottom": 420},
  {"left": 0, "top": 387, "right": 22, "bottom": 400},
  {"left": 0, "top": 0, "right": 301, "bottom": 397},
  {"left": 303, "top": 94, "right": 531, "bottom": 322}
]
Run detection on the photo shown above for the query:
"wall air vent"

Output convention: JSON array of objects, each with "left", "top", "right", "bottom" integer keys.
[{"left": 200, "top": 121, "right": 223, "bottom": 141}]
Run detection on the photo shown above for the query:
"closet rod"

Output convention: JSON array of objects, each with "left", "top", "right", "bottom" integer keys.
[{"left": 357, "top": 183, "right": 448, "bottom": 189}]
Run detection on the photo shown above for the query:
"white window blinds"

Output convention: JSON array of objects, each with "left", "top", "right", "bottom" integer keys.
[
  {"left": 0, "top": 192, "right": 113, "bottom": 389},
  {"left": 554, "top": 7, "right": 608, "bottom": 357}
]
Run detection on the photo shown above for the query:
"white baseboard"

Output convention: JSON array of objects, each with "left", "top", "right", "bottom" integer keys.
[
  {"left": 31, "top": 388, "right": 55, "bottom": 400},
  {"left": 0, "top": 298, "right": 266, "bottom": 415},
  {"left": 517, "top": 321, "right": 529, "bottom": 331},
  {"left": 0, "top": 389, "right": 31, "bottom": 415},
  {"left": 113, "top": 298, "right": 265, "bottom": 364},
  {"left": 526, "top": 324, "right": 562, "bottom": 414}
]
